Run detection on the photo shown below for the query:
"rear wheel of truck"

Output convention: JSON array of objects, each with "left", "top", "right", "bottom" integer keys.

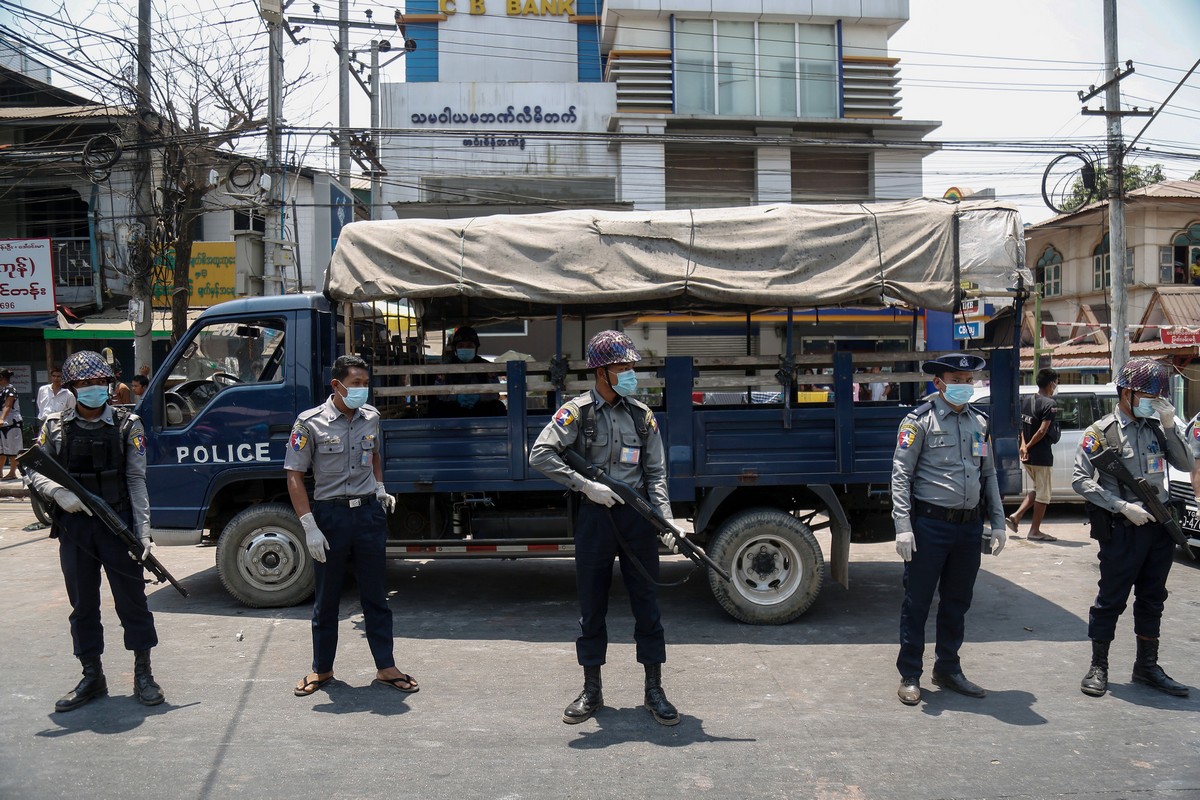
[
  {"left": 30, "top": 489, "right": 53, "bottom": 526},
  {"left": 706, "top": 508, "right": 824, "bottom": 625},
  {"left": 216, "top": 503, "right": 314, "bottom": 608}
]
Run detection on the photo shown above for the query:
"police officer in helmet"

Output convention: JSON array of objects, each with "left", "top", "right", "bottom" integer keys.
[
  {"left": 891, "top": 354, "right": 1006, "bottom": 706},
  {"left": 529, "top": 330, "right": 687, "bottom": 726},
  {"left": 1072, "top": 357, "right": 1192, "bottom": 697},
  {"left": 28, "top": 350, "right": 164, "bottom": 711}
]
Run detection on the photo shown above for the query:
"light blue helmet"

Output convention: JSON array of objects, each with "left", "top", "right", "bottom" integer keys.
[{"left": 61, "top": 351, "right": 114, "bottom": 386}]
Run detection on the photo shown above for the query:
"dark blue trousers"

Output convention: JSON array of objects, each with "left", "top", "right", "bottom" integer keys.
[
  {"left": 57, "top": 511, "right": 158, "bottom": 659},
  {"left": 574, "top": 501, "right": 666, "bottom": 666},
  {"left": 897, "top": 514, "right": 982, "bottom": 680},
  {"left": 1088, "top": 520, "right": 1175, "bottom": 641},
  {"left": 310, "top": 499, "right": 394, "bottom": 674}
]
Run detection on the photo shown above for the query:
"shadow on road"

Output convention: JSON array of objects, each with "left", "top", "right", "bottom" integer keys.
[
  {"left": 919, "top": 688, "right": 1048, "bottom": 726},
  {"left": 566, "top": 706, "right": 757, "bottom": 750},
  {"left": 307, "top": 680, "right": 414, "bottom": 717},
  {"left": 34, "top": 698, "right": 197, "bottom": 738}
]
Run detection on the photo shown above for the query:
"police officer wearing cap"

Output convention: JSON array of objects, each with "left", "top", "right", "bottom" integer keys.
[
  {"left": 891, "top": 353, "right": 1006, "bottom": 706},
  {"left": 286, "top": 354, "right": 419, "bottom": 698},
  {"left": 28, "top": 351, "right": 164, "bottom": 712},
  {"left": 1072, "top": 357, "right": 1192, "bottom": 698},
  {"left": 529, "top": 330, "right": 687, "bottom": 726}
]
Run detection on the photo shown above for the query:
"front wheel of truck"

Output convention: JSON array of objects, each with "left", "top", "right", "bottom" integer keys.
[
  {"left": 216, "top": 503, "right": 315, "bottom": 608},
  {"left": 706, "top": 508, "right": 824, "bottom": 625}
]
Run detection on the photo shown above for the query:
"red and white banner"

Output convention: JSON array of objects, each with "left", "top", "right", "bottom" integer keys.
[{"left": 0, "top": 238, "right": 56, "bottom": 316}]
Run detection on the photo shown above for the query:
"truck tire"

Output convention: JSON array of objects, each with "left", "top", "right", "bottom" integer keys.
[
  {"left": 706, "top": 508, "right": 824, "bottom": 625},
  {"left": 216, "top": 502, "right": 314, "bottom": 608},
  {"left": 30, "top": 489, "right": 53, "bottom": 527}
]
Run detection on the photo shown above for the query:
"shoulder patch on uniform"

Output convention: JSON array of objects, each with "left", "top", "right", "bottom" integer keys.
[
  {"left": 1192, "top": 425, "right": 1200, "bottom": 443},
  {"left": 36, "top": 424, "right": 48, "bottom": 446},
  {"left": 644, "top": 408, "right": 658, "bottom": 433},
  {"left": 905, "top": 401, "right": 934, "bottom": 421},
  {"left": 129, "top": 423, "right": 147, "bottom": 456},
  {"left": 898, "top": 421, "right": 919, "bottom": 450},
  {"left": 289, "top": 421, "right": 310, "bottom": 452},
  {"left": 554, "top": 403, "right": 578, "bottom": 428},
  {"left": 1080, "top": 428, "right": 1103, "bottom": 455}
]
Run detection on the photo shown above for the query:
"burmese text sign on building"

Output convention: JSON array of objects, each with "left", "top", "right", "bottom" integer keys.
[
  {"left": 152, "top": 242, "right": 238, "bottom": 308},
  {"left": 0, "top": 238, "right": 56, "bottom": 316}
]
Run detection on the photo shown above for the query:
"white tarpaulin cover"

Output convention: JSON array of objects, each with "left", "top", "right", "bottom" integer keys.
[{"left": 325, "top": 199, "right": 1027, "bottom": 324}]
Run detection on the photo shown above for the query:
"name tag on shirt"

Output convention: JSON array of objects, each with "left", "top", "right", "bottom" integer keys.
[
  {"left": 619, "top": 446, "right": 641, "bottom": 466},
  {"left": 1146, "top": 455, "right": 1165, "bottom": 474},
  {"left": 972, "top": 432, "right": 988, "bottom": 458}
]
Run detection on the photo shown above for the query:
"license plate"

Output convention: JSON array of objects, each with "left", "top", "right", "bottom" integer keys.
[{"left": 1182, "top": 509, "right": 1200, "bottom": 535}]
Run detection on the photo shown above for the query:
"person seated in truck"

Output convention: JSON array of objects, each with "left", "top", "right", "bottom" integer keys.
[{"left": 429, "top": 326, "right": 505, "bottom": 417}]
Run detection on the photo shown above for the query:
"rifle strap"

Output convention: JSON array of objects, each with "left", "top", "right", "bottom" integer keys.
[
  {"left": 1098, "top": 417, "right": 1169, "bottom": 503},
  {"left": 599, "top": 505, "right": 696, "bottom": 589}
]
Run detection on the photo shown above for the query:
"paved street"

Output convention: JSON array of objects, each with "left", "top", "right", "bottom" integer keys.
[{"left": 1, "top": 497, "right": 1198, "bottom": 800}]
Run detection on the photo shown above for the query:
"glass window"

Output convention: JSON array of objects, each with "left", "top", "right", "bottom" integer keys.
[
  {"left": 1055, "top": 396, "right": 1084, "bottom": 430},
  {"left": 797, "top": 24, "right": 837, "bottom": 118},
  {"left": 716, "top": 22, "right": 755, "bottom": 115},
  {"left": 1037, "top": 245, "right": 1062, "bottom": 297},
  {"left": 163, "top": 318, "right": 286, "bottom": 428},
  {"left": 759, "top": 23, "right": 797, "bottom": 116},
  {"left": 675, "top": 20, "right": 714, "bottom": 114},
  {"left": 1093, "top": 234, "right": 1111, "bottom": 291}
]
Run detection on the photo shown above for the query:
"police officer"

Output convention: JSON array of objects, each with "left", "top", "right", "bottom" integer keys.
[
  {"left": 0, "top": 367, "right": 24, "bottom": 480},
  {"left": 891, "top": 354, "right": 1006, "bottom": 706},
  {"left": 285, "top": 354, "right": 419, "bottom": 697},
  {"left": 1072, "top": 357, "right": 1191, "bottom": 698},
  {"left": 529, "top": 330, "right": 686, "bottom": 726},
  {"left": 28, "top": 351, "right": 164, "bottom": 711}
]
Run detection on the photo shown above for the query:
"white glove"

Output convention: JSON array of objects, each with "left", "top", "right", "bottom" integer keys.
[
  {"left": 659, "top": 520, "right": 686, "bottom": 554},
  {"left": 52, "top": 488, "right": 93, "bottom": 516},
  {"left": 581, "top": 479, "right": 623, "bottom": 508},
  {"left": 1117, "top": 501, "right": 1155, "bottom": 527},
  {"left": 1150, "top": 396, "right": 1176, "bottom": 427},
  {"left": 299, "top": 513, "right": 330, "bottom": 562},
  {"left": 990, "top": 528, "right": 1006, "bottom": 556},
  {"left": 131, "top": 538, "right": 154, "bottom": 563},
  {"left": 375, "top": 482, "right": 396, "bottom": 514},
  {"left": 895, "top": 531, "right": 915, "bottom": 562}
]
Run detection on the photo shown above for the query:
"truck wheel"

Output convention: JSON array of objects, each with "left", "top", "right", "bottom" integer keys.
[
  {"left": 706, "top": 508, "right": 824, "bottom": 625},
  {"left": 30, "top": 490, "right": 53, "bottom": 527},
  {"left": 216, "top": 502, "right": 314, "bottom": 608}
]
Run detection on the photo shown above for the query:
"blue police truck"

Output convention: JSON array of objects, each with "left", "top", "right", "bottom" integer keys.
[{"left": 142, "top": 200, "right": 1029, "bottom": 623}]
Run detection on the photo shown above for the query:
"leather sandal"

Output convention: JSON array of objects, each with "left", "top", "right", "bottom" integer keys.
[
  {"left": 294, "top": 673, "right": 334, "bottom": 697},
  {"left": 373, "top": 673, "right": 419, "bottom": 693}
]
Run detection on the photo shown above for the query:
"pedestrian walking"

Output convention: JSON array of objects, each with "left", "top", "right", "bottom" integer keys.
[
  {"left": 36, "top": 365, "right": 73, "bottom": 427},
  {"left": 284, "top": 354, "right": 418, "bottom": 698},
  {"left": 890, "top": 353, "right": 1006, "bottom": 706},
  {"left": 0, "top": 368, "right": 23, "bottom": 480},
  {"left": 529, "top": 330, "right": 687, "bottom": 726},
  {"left": 1007, "top": 368, "right": 1060, "bottom": 541},
  {"left": 1072, "top": 357, "right": 1192, "bottom": 698},
  {"left": 27, "top": 351, "right": 165, "bottom": 712}
]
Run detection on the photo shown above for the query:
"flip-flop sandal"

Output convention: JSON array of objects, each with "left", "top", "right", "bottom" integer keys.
[
  {"left": 1005, "top": 517, "right": 1018, "bottom": 534},
  {"left": 1028, "top": 533, "right": 1058, "bottom": 542},
  {"left": 294, "top": 673, "right": 334, "bottom": 696},
  {"left": 373, "top": 673, "right": 420, "bottom": 694}
]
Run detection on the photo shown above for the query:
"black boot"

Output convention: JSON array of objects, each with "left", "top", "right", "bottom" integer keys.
[
  {"left": 643, "top": 663, "right": 679, "bottom": 726},
  {"left": 133, "top": 650, "right": 165, "bottom": 706},
  {"left": 1080, "top": 639, "right": 1110, "bottom": 697},
  {"left": 562, "top": 665, "right": 602, "bottom": 724},
  {"left": 1131, "top": 636, "right": 1189, "bottom": 697},
  {"left": 55, "top": 657, "right": 107, "bottom": 713}
]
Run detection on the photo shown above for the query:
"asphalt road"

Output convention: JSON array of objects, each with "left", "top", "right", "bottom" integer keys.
[{"left": 1, "top": 498, "right": 1198, "bottom": 800}]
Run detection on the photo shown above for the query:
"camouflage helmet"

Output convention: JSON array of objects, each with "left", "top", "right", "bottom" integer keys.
[
  {"left": 585, "top": 330, "right": 642, "bottom": 369},
  {"left": 1115, "top": 357, "right": 1171, "bottom": 398},
  {"left": 61, "top": 351, "right": 114, "bottom": 385}
]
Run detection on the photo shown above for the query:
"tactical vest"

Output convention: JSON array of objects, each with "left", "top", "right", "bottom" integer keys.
[{"left": 60, "top": 410, "right": 133, "bottom": 511}]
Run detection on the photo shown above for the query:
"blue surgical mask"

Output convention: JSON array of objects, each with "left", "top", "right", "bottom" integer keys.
[
  {"left": 1134, "top": 397, "right": 1156, "bottom": 419},
  {"left": 75, "top": 385, "right": 110, "bottom": 409},
  {"left": 455, "top": 347, "right": 476, "bottom": 362},
  {"left": 942, "top": 383, "right": 974, "bottom": 406},
  {"left": 337, "top": 381, "right": 369, "bottom": 409},
  {"left": 611, "top": 369, "right": 638, "bottom": 397}
]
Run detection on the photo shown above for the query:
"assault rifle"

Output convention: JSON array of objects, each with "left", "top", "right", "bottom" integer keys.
[
  {"left": 18, "top": 445, "right": 191, "bottom": 595},
  {"left": 1089, "top": 446, "right": 1195, "bottom": 561},
  {"left": 560, "top": 447, "right": 732, "bottom": 582}
]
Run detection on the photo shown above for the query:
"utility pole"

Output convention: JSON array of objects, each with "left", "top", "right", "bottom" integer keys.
[
  {"left": 1079, "top": 0, "right": 1152, "bottom": 370},
  {"left": 264, "top": 7, "right": 284, "bottom": 293},
  {"left": 370, "top": 40, "right": 381, "bottom": 220},
  {"left": 132, "top": 0, "right": 154, "bottom": 376},
  {"left": 339, "top": 0, "right": 351, "bottom": 179}
]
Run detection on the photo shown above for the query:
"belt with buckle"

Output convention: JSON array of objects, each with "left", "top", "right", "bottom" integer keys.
[
  {"left": 320, "top": 494, "right": 375, "bottom": 508},
  {"left": 913, "top": 501, "right": 981, "bottom": 524}
]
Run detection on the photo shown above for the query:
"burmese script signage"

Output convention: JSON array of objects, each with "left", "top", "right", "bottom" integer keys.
[
  {"left": 0, "top": 238, "right": 55, "bottom": 316},
  {"left": 411, "top": 104, "right": 578, "bottom": 126},
  {"left": 437, "top": 0, "right": 579, "bottom": 16},
  {"left": 152, "top": 241, "right": 238, "bottom": 308}
]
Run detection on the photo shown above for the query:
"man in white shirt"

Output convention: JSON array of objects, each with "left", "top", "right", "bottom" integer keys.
[{"left": 37, "top": 366, "right": 73, "bottom": 423}]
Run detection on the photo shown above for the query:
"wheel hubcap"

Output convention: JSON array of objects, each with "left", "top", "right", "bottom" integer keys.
[
  {"left": 238, "top": 528, "right": 304, "bottom": 592},
  {"left": 731, "top": 535, "right": 803, "bottom": 607}
]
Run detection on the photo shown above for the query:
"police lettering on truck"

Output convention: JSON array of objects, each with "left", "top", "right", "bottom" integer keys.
[{"left": 175, "top": 443, "right": 272, "bottom": 464}]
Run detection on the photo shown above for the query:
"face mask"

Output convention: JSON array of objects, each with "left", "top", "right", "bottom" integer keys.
[
  {"left": 75, "top": 385, "right": 110, "bottom": 409},
  {"left": 610, "top": 369, "right": 638, "bottom": 397},
  {"left": 942, "top": 383, "right": 974, "bottom": 406},
  {"left": 337, "top": 381, "right": 369, "bottom": 409},
  {"left": 455, "top": 347, "right": 476, "bottom": 362},
  {"left": 1134, "top": 397, "right": 1156, "bottom": 419}
]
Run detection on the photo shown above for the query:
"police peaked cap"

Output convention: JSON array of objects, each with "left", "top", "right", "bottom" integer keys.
[{"left": 921, "top": 354, "right": 987, "bottom": 375}]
